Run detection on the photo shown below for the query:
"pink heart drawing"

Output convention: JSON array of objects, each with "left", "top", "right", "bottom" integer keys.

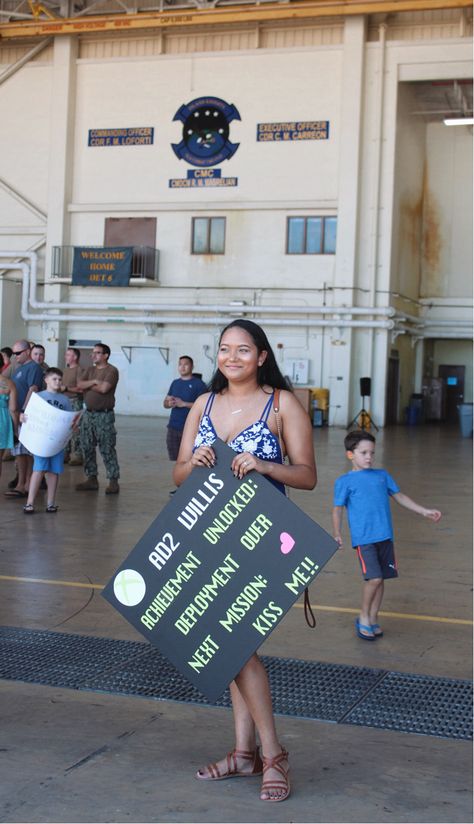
[{"left": 280, "top": 532, "right": 295, "bottom": 555}]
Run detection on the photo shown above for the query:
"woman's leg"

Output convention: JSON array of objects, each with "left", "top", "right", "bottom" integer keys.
[
  {"left": 233, "top": 655, "right": 279, "bottom": 755},
  {"left": 196, "top": 655, "right": 289, "bottom": 799},
  {"left": 15, "top": 454, "right": 32, "bottom": 493},
  {"left": 234, "top": 655, "right": 289, "bottom": 800},
  {"left": 195, "top": 678, "right": 258, "bottom": 778}
]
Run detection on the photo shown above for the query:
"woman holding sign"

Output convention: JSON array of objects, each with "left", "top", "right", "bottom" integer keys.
[{"left": 175, "top": 319, "right": 317, "bottom": 803}]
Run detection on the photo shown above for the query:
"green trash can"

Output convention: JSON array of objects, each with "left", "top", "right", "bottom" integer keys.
[{"left": 457, "top": 403, "right": 473, "bottom": 437}]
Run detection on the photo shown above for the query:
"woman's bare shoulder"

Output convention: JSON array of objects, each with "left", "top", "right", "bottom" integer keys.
[
  {"left": 279, "top": 388, "right": 310, "bottom": 418},
  {"left": 279, "top": 388, "right": 300, "bottom": 405},
  {"left": 194, "top": 391, "right": 212, "bottom": 410}
]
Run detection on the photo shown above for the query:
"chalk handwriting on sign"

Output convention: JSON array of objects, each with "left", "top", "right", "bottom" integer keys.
[
  {"left": 257, "top": 121, "right": 329, "bottom": 141},
  {"left": 88, "top": 128, "right": 154, "bottom": 147},
  {"left": 102, "top": 439, "right": 337, "bottom": 702}
]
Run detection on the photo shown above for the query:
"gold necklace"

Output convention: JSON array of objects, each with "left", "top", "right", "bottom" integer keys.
[{"left": 225, "top": 388, "right": 262, "bottom": 415}]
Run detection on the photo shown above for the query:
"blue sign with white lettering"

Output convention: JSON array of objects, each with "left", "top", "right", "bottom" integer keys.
[
  {"left": 257, "top": 121, "right": 329, "bottom": 142},
  {"left": 88, "top": 128, "right": 154, "bottom": 147},
  {"left": 72, "top": 247, "right": 133, "bottom": 286},
  {"left": 169, "top": 167, "right": 238, "bottom": 188}
]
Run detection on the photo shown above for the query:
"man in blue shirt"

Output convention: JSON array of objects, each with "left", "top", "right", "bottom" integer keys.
[
  {"left": 5, "top": 339, "right": 44, "bottom": 497},
  {"left": 163, "top": 356, "right": 207, "bottom": 462},
  {"left": 332, "top": 430, "right": 441, "bottom": 641}
]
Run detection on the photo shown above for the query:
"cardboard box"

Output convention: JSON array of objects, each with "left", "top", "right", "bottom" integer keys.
[{"left": 293, "top": 388, "right": 312, "bottom": 416}]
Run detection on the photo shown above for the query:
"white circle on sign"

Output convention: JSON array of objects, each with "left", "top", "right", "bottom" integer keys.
[{"left": 113, "top": 569, "right": 146, "bottom": 607}]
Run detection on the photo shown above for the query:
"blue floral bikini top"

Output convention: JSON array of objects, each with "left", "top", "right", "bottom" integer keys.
[{"left": 193, "top": 392, "right": 285, "bottom": 494}]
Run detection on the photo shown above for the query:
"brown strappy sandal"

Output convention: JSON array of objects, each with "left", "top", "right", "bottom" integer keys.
[
  {"left": 260, "top": 748, "right": 290, "bottom": 802},
  {"left": 195, "top": 747, "right": 263, "bottom": 781}
]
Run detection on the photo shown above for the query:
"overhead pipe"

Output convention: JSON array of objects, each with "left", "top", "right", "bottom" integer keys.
[
  {"left": 394, "top": 314, "right": 472, "bottom": 328},
  {"left": 420, "top": 332, "right": 473, "bottom": 339},
  {"left": 418, "top": 319, "right": 472, "bottom": 327},
  {"left": 3, "top": 252, "right": 468, "bottom": 337},
  {"left": 3, "top": 250, "right": 397, "bottom": 325},
  {"left": 25, "top": 251, "right": 395, "bottom": 317},
  {"left": 394, "top": 311, "right": 472, "bottom": 326},
  {"left": 21, "top": 308, "right": 396, "bottom": 330},
  {"left": 395, "top": 323, "right": 472, "bottom": 340}
]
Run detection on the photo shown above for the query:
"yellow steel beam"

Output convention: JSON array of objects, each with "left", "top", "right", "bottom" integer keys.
[
  {"left": 28, "top": 0, "right": 58, "bottom": 20},
  {"left": 0, "top": 0, "right": 471, "bottom": 39}
]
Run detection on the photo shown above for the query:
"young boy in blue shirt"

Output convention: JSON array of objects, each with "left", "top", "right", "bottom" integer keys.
[
  {"left": 22, "top": 367, "right": 73, "bottom": 514},
  {"left": 332, "top": 430, "right": 441, "bottom": 640}
]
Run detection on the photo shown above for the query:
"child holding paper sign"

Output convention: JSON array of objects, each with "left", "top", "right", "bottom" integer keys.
[
  {"left": 22, "top": 368, "right": 73, "bottom": 514},
  {"left": 175, "top": 319, "right": 317, "bottom": 804}
]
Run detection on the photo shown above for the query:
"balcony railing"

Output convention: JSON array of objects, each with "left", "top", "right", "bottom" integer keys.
[{"left": 51, "top": 245, "right": 160, "bottom": 283}]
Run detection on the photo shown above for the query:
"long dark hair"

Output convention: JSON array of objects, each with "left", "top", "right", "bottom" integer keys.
[{"left": 210, "top": 319, "right": 290, "bottom": 393}]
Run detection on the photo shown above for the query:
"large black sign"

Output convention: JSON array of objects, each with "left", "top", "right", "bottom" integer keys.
[{"left": 102, "top": 439, "right": 337, "bottom": 702}]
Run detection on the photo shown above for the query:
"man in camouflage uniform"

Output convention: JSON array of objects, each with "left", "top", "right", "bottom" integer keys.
[{"left": 75, "top": 343, "right": 120, "bottom": 494}]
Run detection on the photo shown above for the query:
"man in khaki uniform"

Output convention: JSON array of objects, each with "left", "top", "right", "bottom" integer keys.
[
  {"left": 75, "top": 343, "right": 120, "bottom": 494},
  {"left": 62, "top": 347, "right": 84, "bottom": 465}
]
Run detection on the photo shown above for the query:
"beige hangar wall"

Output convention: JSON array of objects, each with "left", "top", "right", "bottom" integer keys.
[{"left": 0, "top": 15, "right": 471, "bottom": 423}]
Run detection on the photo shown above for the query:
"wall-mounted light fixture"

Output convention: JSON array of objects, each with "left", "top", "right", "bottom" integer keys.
[{"left": 443, "top": 117, "right": 474, "bottom": 126}]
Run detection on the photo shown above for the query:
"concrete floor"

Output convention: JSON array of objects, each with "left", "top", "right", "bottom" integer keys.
[{"left": 0, "top": 418, "right": 472, "bottom": 823}]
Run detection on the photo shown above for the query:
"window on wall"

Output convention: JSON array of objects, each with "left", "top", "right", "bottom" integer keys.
[
  {"left": 192, "top": 217, "right": 226, "bottom": 254},
  {"left": 286, "top": 217, "right": 337, "bottom": 254}
]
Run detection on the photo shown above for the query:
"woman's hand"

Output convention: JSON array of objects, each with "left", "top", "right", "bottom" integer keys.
[
  {"left": 231, "top": 452, "right": 263, "bottom": 480},
  {"left": 190, "top": 445, "right": 216, "bottom": 469}
]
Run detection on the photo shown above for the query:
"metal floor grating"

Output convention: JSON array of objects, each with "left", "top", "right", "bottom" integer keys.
[{"left": 0, "top": 626, "right": 471, "bottom": 741}]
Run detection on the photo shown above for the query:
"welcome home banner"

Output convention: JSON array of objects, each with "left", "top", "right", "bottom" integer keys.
[
  {"left": 72, "top": 247, "right": 133, "bottom": 286},
  {"left": 102, "top": 439, "right": 337, "bottom": 702}
]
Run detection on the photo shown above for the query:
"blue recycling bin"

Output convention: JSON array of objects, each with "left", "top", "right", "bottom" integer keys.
[
  {"left": 457, "top": 403, "right": 473, "bottom": 438},
  {"left": 406, "top": 404, "right": 421, "bottom": 425},
  {"left": 313, "top": 409, "right": 324, "bottom": 427},
  {"left": 406, "top": 394, "right": 424, "bottom": 425}
]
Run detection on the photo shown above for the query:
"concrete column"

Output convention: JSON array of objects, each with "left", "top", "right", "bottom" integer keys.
[
  {"left": 43, "top": 35, "right": 78, "bottom": 366},
  {"left": 331, "top": 16, "right": 367, "bottom": 425},
  {"left": 334, "top": 15, "right": 366, "bottom": 291},
  {"left": 372, "top": 328, "right": 390, "bottom": 426},
  {"left": 414, "top": 338, "right": 424, "bottom": 391},
  {"left": 0, "top": 279, "right": 25, "bottom": 344}
]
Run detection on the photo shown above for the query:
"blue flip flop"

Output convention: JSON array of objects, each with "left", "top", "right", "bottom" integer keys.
[
  {"left": 355, "top": 618, "right": 375, "bottom": 640},
  {"left": 371, "top": 623, "right": 384, "bottom": 637}
]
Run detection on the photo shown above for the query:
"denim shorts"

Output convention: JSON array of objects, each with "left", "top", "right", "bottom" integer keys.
[{"left": 355, "top": 540, "right": 398, "bottom": 580}]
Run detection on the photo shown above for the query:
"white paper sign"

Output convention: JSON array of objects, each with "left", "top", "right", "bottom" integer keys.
[{"left": 19, "top": 392, "right": 81, "bottom": 457}]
